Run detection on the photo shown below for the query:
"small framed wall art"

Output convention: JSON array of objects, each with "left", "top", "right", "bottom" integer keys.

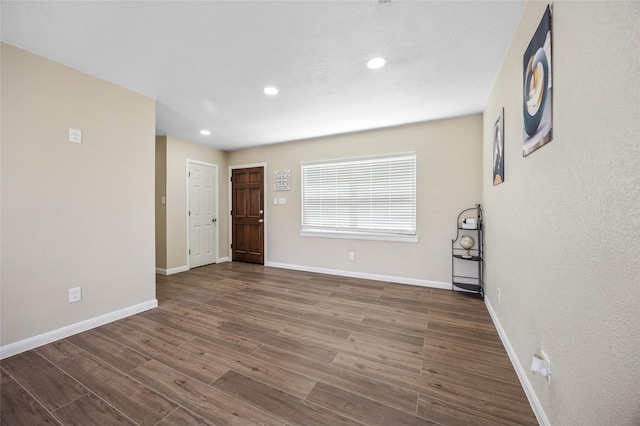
[
  {"left": 493, "top": 108, "right": 505, "bottom": 186},
  {"left": 274, "top": 169, "right": 291, "bottom": 191}
]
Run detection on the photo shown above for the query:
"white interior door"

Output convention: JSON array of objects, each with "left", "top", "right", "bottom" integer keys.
[{"left": 189, "top": 162, "right": 217, "bottom": 268}]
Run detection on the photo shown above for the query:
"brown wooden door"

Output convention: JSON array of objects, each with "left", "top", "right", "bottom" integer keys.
[{"left": 231, "top": 167, "right": 264, "bottom": 264}]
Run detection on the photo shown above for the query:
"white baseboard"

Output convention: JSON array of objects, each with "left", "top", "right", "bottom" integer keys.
[
  {"left": 265, "top": 261, "right": 451, "bottom": 290},
  {"left": 485, "top": 299, "right": 549, "bottom": 426},
  {"left": 156, "top": 259, "right": 228, "bottom": 276},
  {"left": 0, "top": 299, "right": 158, "bottom": 360},
  {"left": 156, "top": 265, "right": 189, "bottom": 275}
]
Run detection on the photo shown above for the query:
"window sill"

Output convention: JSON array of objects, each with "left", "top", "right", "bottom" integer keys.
[{"left": 300, "top": 229, "right": 418, "bottom": 243}]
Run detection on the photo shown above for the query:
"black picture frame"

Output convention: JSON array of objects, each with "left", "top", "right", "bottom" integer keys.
[{"left": 493, "top": 108, "right": 505, "bottom": 186}]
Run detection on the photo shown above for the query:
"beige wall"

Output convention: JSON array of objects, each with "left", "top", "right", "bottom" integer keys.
[
  {"left": 228, "top": 116, "right": 482, "bottom": 284},
  {"left": 483, "top": 2, "right": 640, "bottom": 424},
  {"left": 155, "top": 137, "right": 167, "bottom": 269},
  {"left": 0, "top": 43, "right": 157, "bottom": 346},
  {"left": 162, "top": 136, "right": 228, "bottom": 270}
]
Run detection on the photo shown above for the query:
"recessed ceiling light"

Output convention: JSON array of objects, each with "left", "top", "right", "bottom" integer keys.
[
  {"left": 264, "top": 86, "right": 279, "bottom": 96},
  {"left": 366, "top": 57, "right": 387, "bottom": 70},
  {"left": 200, "top": 129, "right": 211, "bottom": 136}
]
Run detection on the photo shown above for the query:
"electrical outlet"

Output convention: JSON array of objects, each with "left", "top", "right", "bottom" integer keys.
[
  {"left": 497, "top": 288, "right": 501, "bottom": 304},
  {"left": 68, "top": 287, "right": 82, "bottom": 303},
  {"left": 541, "top": 350, "right": 551, "bottom": 385},
  {"left": 349, "top": 252, "right": 355, "bottom": 261}
]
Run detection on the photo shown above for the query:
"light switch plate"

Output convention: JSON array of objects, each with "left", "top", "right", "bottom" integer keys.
[{"left": 69, "top": 128, "right": 82, "bottom": 144}]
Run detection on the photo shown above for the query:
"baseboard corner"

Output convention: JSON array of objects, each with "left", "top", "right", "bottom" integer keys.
[{"left": 156, "top": 265, "right": 189, "bottom": 276}]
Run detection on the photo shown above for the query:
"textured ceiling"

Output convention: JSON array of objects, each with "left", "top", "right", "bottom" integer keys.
[{"left": 1, "top": 1, "right": 525, "bottom": 151}]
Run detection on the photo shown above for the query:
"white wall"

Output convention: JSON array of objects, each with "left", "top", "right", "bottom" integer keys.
[
  {"left": 0, "top": 44, "right": 157, "bottom": 349},
  {"left": 228, "top": 116, "right": 482, "bottom": 285},
  {"left": 483, "top": 2, "right": 640, "bottom": 424}
]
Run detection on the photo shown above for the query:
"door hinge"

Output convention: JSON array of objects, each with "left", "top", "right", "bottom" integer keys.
[
  {"left": 230, "top": 176, "right": 232, "bottom": 182},
  {"left": 188, "top": 171, "right": 191, "bottom": 177},
  {"left": 189, "top": 249, "right": 191, "bottom": 255},
  {"left": 230, "top": 210, "right": 232, "bottom": 215},
  {"left": 230, "top": 244, "right": 233, "bottom": 249},
  {"left": 188, "top": 210, "right": 191, "bottom": 216}
]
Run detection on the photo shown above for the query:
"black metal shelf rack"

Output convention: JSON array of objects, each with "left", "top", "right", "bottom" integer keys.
[{"left": 452, "top": 204, "right": 484, "bottom": 299}]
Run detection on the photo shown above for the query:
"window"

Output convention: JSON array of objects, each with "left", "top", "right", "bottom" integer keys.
[{"left": 301, "top": 152, "right": 417, "bottom": 242}]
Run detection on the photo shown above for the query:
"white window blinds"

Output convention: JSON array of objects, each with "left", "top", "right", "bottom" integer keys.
[{"left": 301, "top": 153, "right": 416, "bottom": 237}]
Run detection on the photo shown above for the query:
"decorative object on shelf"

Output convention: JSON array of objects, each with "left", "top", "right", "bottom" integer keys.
[
  {"left": 452, "top": 204, "right": 484, "bottom": 299},
  {"left": 274, "top": 170, "right": 291, "bottom": 191},
  {"left": 493, "top": 107, "right": 504, "bottom": 186},
  {"left": 461, "top": 217, "right": 476, "bottom": 229},
  {"left": 523, "top": 4, "right": 553, "bottom": 157},
  {"left": 459, "top": 235, "right": 475, "bottom": 258}
]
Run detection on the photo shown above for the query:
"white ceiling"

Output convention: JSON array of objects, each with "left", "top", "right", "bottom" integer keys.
[{"left": 1, "top": 0, "right": 525, "bottom": 151}]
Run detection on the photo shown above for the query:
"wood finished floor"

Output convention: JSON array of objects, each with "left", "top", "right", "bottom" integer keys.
[{"left": 1, "top": 262, "right": 537, "bottom": 425}]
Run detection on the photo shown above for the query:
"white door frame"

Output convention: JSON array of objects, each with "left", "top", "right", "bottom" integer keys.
[
  {"left": 186, "top": 159, "right": 219, "bottom": 268},
  {"left": 228, "top": 162, "right": 267, "bottom": 263}
]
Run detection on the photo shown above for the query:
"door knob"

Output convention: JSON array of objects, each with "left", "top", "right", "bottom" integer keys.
[
  {"left": 258, "top": 219, "right": 264, "bottom": 223},
  {"left": 212, "top": 218, "right": 217, "bottom": 223}
]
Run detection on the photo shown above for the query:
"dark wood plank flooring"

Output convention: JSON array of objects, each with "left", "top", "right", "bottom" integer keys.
[{"left": 1, "top": 262, "right": 537, "bottom": 425}]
